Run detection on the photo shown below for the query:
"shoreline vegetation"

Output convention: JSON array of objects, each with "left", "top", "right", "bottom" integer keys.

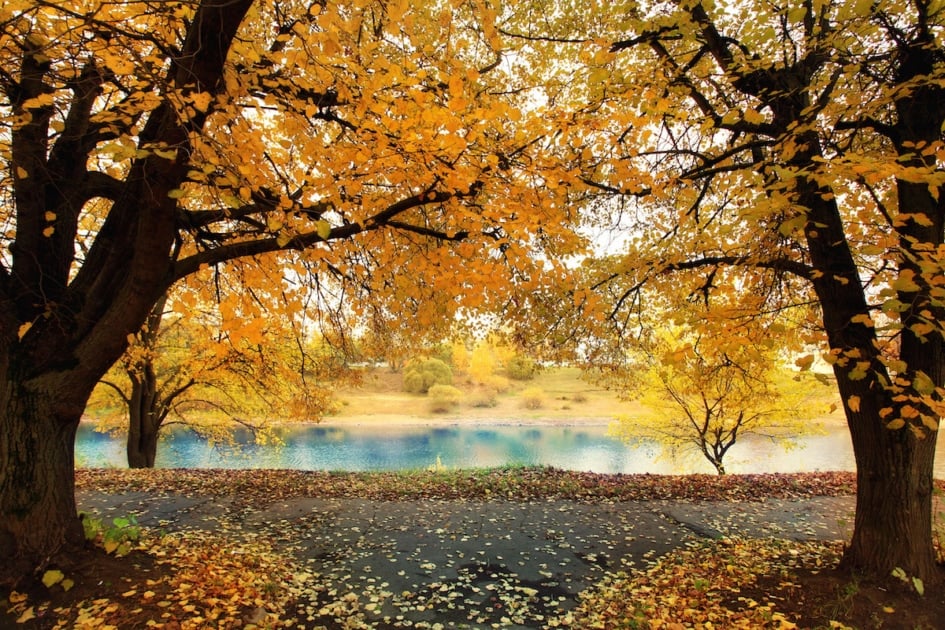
[{"left": 317, "top": 365, "right": 848, "bottom": 429}]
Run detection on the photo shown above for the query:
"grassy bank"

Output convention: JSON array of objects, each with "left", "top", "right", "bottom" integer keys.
[
  {"left": 332, "top": 365, "right": 642, "bottom": 425},
  {"left": 327, "top": 365, "right": 845, "bottom": 428}
]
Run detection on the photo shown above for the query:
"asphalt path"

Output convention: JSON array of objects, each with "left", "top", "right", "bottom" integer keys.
[
  {"left": 77, "top": 491, "right": 854, "bottom": 628},
  {"left": 76, "top": 490, "right": 854, "bottom": 628}
]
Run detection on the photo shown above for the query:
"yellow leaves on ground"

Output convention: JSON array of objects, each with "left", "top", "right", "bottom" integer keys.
[
  {"left": 41, "top": 569, "right": 65, "bottom": 588},
  {"left": 31, "top": 529, "right": 307, "bottom": 630},
  {"left": 559, "top": 538, "right": 840, "bottom": 629}
]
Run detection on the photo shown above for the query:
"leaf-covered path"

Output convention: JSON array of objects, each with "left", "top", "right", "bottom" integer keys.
[{"left": 71, "top": 469, "right": 857, "bottom": 628}]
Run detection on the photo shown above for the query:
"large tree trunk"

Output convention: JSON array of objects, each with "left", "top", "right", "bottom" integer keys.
[
  {"left": 794, "top": 128, "right": 942, "bottom": 583},
  {"left": 844, "top": 408, "right": 939, "bottom": 581},
  {"left": 0, "top": 378, "right": 87, "bottom": 586}
]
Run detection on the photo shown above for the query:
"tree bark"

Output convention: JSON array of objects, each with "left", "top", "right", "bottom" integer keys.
[
  {"left": 843, "top": 409, "right": 939, "bottom": 581},
  {"left": 126, "top": 367, "right": 161, "bottom": 468},
  {"left": 798, "top": 159, "right": 941, "bottom": 583},
  {"left": 0, "top": 376, "right": 87, "bottom": 585}
]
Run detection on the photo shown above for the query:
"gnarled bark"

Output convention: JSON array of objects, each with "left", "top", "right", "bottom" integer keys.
[{"left": 0, "top": 376, "right": 87, "bottom": 585}]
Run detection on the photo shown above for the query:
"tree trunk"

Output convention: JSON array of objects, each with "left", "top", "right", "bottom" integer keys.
[
  {"left": 843, "top": 406, "right": 939, "bottom": 582},
  {"left": 0, "top": 378, "right": 86, "bottom": 586},
  {"left": 126, "top": 366, "right": 161, "bottom": 468},
  {"left": 126, "top": 297, "right": 167, "bottom": 468},
  {"left": 795, "top": 137, "right": 941, "bottom": 584}
]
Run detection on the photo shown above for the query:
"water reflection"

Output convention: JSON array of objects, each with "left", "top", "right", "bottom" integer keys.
[{"left": 74, "top": 421, "right": 945, "bottom": 477}]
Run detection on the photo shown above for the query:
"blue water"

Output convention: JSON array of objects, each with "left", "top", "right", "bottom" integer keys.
[{"left": 72, "top": 421, "right": 913, "bottom": 476}]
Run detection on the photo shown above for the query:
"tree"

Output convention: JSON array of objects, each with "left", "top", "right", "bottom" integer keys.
[
  {"left": 0, "top": 0, "right": 580, "bottom": 582},
  {"left": 560, "top": 0, "right": 945, "bottom": 583},
  {"left": 89, "top": 283, "right": 344, "bottom": 468},
  {"left": 402, "top": 357, "right": 453, "bottom": 394},
  {"left": 611, "top": 322, "right": 827, "bottom": 475}
]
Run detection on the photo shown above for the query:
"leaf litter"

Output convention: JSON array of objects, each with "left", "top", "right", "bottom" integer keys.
[{"left": 7, "top": 468, "right": 942, "bottom": 628}]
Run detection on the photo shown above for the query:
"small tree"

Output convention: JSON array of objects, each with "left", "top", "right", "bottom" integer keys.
[
  {"left": 469, "top": 340, "right": 498, "bottom": 384},
  {"left": 613, "top": 326, "right": 827, "bottom": 475},
  {"left": 505, "top": 355, "right": 536, "bottom": 381},
  {"left": 428, "top": 384, "right": 463, "bottom": 413},
  {"left": 403, "top": 358, "right": 453, "bottom": 394},
  {"left": 89, "top": 283, "right": 346, "bottom": 467}
]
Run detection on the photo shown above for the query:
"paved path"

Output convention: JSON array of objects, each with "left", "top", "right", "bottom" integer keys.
[{"left": 77, "top": 491, "right": 855, "bottom": 628}]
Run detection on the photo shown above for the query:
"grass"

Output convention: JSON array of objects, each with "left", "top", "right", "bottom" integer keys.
[{"left": 333, "top": 365, "right": 643, "bottom": 422}]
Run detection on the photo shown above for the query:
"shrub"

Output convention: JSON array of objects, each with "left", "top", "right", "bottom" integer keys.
[
  {"left": 468, "top": 388, "right": 499, "bottom": 408},
  {"left": 428, "top": 384, "right": 463, "bottom": 413},
  {"left": 505, "top": 355, "right": 536, "bottom": 381},
  {"left": 403, "top": 357, "right": 453, "bottom": 394},
  {"left": 520, "top": 386, "right": 546, "bottom": 410},
  {"left": 484, "top": 374, "right": 511, "bottom": 394}
]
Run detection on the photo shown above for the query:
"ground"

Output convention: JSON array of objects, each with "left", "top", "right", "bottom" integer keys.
[
  {"left": 749, "top": 568, "right": 944, "bottom": 629},
  {"left": 3, "top": 469, "right": 944, "bottom": 629}
]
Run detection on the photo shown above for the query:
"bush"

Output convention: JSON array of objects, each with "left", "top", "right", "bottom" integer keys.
[
  {"left": 468, "top": 388, "right": 499, "bottom": 408},
  {"left": 520, "top": 386, "right": 546, "bottom": 410},
  {"left": 428, "top": 384, "right": 463, "bottom": 413},
  {"left": 505, "top": 355, "right": 536, "bottom": 381},
  {"left": 403, "top": 357, "right": 453, "bottom": 394},
  {"left": 484, "top": 374, "right": 511, "bottom": 394}
]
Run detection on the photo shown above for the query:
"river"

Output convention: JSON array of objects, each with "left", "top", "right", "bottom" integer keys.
[{"left": 73, "top": 421, "right": 945, "bottom": 477}]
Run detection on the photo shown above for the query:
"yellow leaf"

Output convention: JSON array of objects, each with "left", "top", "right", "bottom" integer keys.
[
  {"left": 847, "top": 395, "right": 860, "bottom": 412},
  {"left": 167, "top": 188, "right": 185, "bottom": 199},
  {"left": 44, "top": 211, "right": 56, "bottom": 221},
  {"left": 8, "top": 591, "right": 27, "bottom": 604},
  {"left": 42, "top": 569, "right": 64, "bottom": 588},
  {"left": 16, "top": 607, "right": 35, "bottom": 623},
  {"left": 743, "top": 108, "right": 765, "bottom": 125},
  {"left": 104, "top": 539, "right": 119, "bottom": 554},
  {"left": 189, "top": 91, "right": 212, "bottom": 112},
  {"left": 317, "top": 220, "right": 331, "bottom": 240},
  {"left": 913, "top": 370, "right": 935, "bottom": 395},
  {"left": 921, "top": 414, "right": 939, "bottom": 432},
  {"left": 61, "top": 579, "right": 74, "bottom": 592},
  {"left": 266, "top": 215, "right": 284, "bottom": 232},
  {"left": 17, "top": 322, "right": 32, "bottom": 340},
  {"left": 794, "top": 354, "right": 815, "bottom": 371},
  {"left": 893, "top": 270, "right": 921, "bottom": 293},
  {"left": 42, "top": 226, "right": 54, "bottom": 237},
  {"left": 15, "top": 166, "right": 28, "bottom": 179},
  {"left": 886, "top": 418, "right": 906, "bottom": 430}
]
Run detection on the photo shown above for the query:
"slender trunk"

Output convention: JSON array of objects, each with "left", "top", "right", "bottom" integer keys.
[
  {"left": 0, "top": 378, "right": 86, "bottom": 586},
  {"left": 126, "top": 296, "right": 167, "bottom": 468},
  {"left": 126, "top": 365, "right": 161, "bottom": 468}
]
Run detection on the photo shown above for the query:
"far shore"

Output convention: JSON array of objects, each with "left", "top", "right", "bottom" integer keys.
[
  {"left": 318, "top": 413, "right": 619, "bottom": 428},
  {"left": 325, "top": 366, "right": 847, "bottom": 430}
]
